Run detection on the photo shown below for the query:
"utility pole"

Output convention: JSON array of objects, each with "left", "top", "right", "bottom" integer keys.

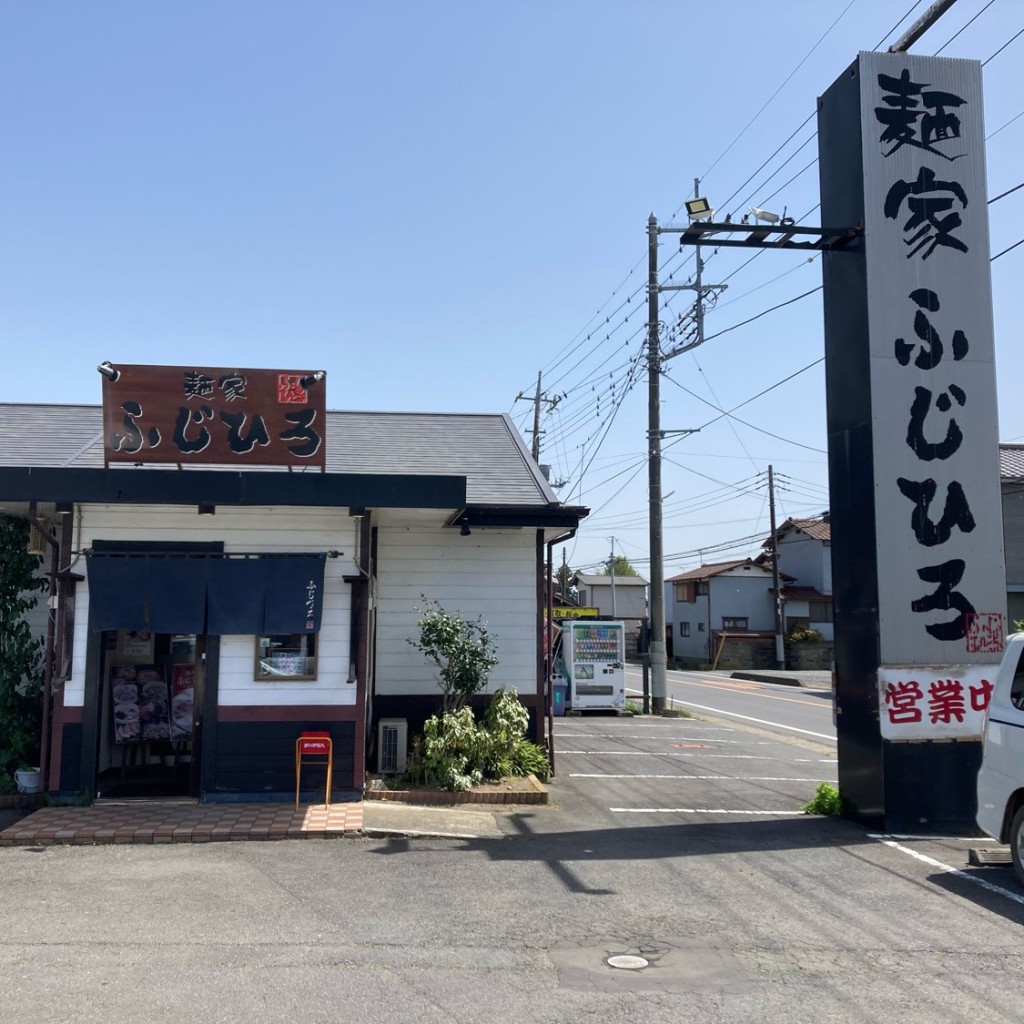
[
  {"left": 768, "top": 465, "right": 785, "bottom": 670},
  {"left": 609, "top": 537, "right": 617, "bottom": 618},
  {"left": 647, "top": 214, "right": 667, "bottom": 713},
  {"left": 516, "top": 371, "right": 561, "bottom": 463},
  {"left": 645, "top": 196, "right": 727, "bottom": 714}
]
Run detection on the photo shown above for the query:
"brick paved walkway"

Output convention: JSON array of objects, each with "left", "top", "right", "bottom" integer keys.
[{"left": 0, "top": 801, "right": 363, "bottom": 846}]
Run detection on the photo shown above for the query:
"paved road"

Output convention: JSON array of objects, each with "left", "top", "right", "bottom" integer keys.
[
  {"left": 3, "top": 711, "right": 1024, "bottom": 1022},
  {"left": 625, "top": 665, "right": 836, "bottom": 744}
]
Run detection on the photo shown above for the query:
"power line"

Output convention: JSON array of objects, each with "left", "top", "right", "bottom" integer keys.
[
  {"left": 935, "top": 0, "right": 999, "bottom": 54},
  {"left": 984, "top": 25, "right": 1024, "bottom": 65},
  {"left": 992, "top": 237, "right": 1024, "bottom": 262},
  {"left": 872, "top": 0, "right": 928, "bottom": 50}
]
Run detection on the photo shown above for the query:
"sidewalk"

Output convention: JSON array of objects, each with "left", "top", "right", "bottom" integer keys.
[{"left": 0, "top": 792, "right": 526, "bottom": 847}]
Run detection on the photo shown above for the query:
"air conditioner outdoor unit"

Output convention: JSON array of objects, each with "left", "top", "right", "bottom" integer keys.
[
  {"left": 27, "top": 520, "right": 50, "bottom": 557},
  {"left": 378, "top": 718, "right": 408, "bottom": 774}
]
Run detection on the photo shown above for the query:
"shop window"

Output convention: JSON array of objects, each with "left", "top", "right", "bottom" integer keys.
[
  {"left": 722, "top": 617, "right": 748, "bottom": 631},
  {"left": 255, "top": 633, "right": 318, "bottom": 680}
]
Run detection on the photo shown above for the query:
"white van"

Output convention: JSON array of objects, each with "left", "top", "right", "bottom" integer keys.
[{"left": 976, "top": 631, "right": 1024, "bottom": 882}]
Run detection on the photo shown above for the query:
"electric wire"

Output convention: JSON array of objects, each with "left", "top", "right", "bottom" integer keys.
[
  {"left": 984, "top": 25, "right": 1024, "bottom": 65},
  {"left": 935, "top": 0, "right": 999, "bottom": 54}
]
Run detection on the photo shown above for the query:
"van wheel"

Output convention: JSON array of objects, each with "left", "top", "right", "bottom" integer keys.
[{"left": 1011, "top": 806, "right": 1024, "bottom": 886}]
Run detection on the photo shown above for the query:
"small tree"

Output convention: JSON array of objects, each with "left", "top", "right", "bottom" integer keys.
[
  {"left": 603, "top": 554, "right": 638, "bottom": 577},
  {"left": 408, "top": 597, "right": 499, "bottom": 713},
  {"left": 0, "top": 516, "right": 47, "bottom": 776}
]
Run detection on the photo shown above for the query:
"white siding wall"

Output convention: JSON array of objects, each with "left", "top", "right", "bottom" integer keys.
[
  {"left": 374, "top": 509, "right": 538, "bottom": 697},
  {"left": 67, "top": 504, "right": 355, "bottom": 708}
]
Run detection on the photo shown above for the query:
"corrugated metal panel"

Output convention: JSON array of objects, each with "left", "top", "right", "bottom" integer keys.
[{"left": 0, "top": 404, "right": 556, "bottom": 508}]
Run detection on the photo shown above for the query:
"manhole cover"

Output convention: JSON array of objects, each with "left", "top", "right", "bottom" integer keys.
[{"left": 607, "top": 954, "right": 649, "bottom": 971}]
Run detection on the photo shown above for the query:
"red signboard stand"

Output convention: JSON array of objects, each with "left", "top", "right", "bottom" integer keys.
[{"left": 295, "top": 731, "right": 333, "bottom": 806}]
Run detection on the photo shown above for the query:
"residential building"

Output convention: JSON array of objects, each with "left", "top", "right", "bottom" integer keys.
[
  {"left": 665, "top": 559, "right": 776, "bottom": 664},
  {"left": 764, "top": 514, "right": 834, "bottom": 641}
]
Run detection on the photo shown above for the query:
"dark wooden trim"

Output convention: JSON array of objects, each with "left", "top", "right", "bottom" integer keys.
[
  {"left": 217, "top": 704, "right": 360, "bottom": 723},
  {"left": 0, "top": 466, "right": 466, "bottom": 510},
  {"left": 534, "top": 529, "right": 545, "bottom": 746},
  {"left": 200, "top": 637, "right": 220, "bottom": 797},
  {"left": 79, "top": 625, "right": 104, "bottom": 797}
]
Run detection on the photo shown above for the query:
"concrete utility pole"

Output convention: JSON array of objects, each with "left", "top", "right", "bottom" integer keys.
[
  {"left": 647, "top": 214, "right": 668, "bottom": 713},
  {"left": 609, "top": 537, "right": 617, "bottom": 618},
  {"left": 646, "top": 195, "right": 727, "bottom": 714},
  {"left": 768, "top": 465, "right": 785, "bottom": 670},
  {"left": 515, "top": 371, "right": 561, "bottom": 462}
]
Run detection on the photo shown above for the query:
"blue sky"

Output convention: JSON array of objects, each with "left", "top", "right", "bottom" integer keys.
[{"left": 1, "top": 1, "right": 1021, "bottom": 576}]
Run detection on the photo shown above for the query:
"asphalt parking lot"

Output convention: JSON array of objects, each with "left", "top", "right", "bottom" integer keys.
[{"left": 3, "top": 710, "right": 1024, "bottom": 1023}]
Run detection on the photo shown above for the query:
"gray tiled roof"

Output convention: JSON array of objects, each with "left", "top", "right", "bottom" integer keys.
[
  {"left": 1000, "top": 443, "right": 1024, "bottom": 480},
  {"left": 0, "top": 403, "right": 561, "bottom": 508}
]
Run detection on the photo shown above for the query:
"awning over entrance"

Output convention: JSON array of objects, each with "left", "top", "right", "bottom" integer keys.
[{"left": 85, "top": 553, "right": 326, "bottom": 635}]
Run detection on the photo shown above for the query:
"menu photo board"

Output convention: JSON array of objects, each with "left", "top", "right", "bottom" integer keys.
[
  {"left": 110, "top": 664, "right": 170, "bottom": 745},
  {"left": 101, "top": 364, "right": 327, "bottom": 469},
  {"left": 170, "top": 664, "right": 195, "bottom": 742}
]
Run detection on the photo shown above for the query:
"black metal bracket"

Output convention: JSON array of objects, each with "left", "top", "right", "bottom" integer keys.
[{"left": 669, "top": 220, "right": 862, "bottom": 252}]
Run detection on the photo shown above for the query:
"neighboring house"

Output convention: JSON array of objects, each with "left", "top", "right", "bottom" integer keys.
[
  {"left": 571, "top": 572, "right": 648, "bottom": 628},
  {"left": 0, "top": 386, "right": 587, "bottom": 803},
  {"left": 1000, "top": 443, "right": 1024, "bottom": 624},
  {"left": 763, "top": 514, "right": 834, "bottom": 641},
  {"left": 665, "top": 559, "right": 777, "bottom": 664}
]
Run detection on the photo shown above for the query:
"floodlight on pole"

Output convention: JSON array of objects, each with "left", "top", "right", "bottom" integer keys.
[{"left": 685, "top": 197, "right": 715, "bottom": 222}]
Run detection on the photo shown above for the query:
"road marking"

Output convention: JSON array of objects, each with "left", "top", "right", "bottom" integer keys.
[
  {"left": 610, "top": 807, "right": 805, "bottom": 816},
  {"left": 625, "top": 676, "right": 830, "bottom": 710},
  {"left": 873, "top": 836, "right": 1024, "bottom": 906},
  {"left": 572, "top": 774, "right": 833, "bottom": 781},
  {"left": 636, "top": 698, "right": 837, "bottom": 741},
  {"left": 869, "top": 833, "right": 997, "bottom": 843},
  {"left": 558, "top": 751, "right": 822, "bottom": 760}
]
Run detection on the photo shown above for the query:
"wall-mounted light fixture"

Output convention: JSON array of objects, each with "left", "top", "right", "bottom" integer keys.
[
  {"left": 300, "top": 370, "right": 326, "bottom": 389},
  {"left": 198, "top": 502, "right": 216, "bottom": 516},
  {"left": 55, "top": 502, "right": 73, "bottom": 516},
  {"left": 96, "top": 361, "right": 120, "bottom": 382}
]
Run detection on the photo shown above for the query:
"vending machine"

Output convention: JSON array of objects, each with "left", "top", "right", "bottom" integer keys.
[{"left": 562, "top": 620, "right": 626, "bottom": 710}]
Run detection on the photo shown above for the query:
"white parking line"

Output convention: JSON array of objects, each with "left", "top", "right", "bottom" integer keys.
[
  {"left": 572, "top": 774, "right": 832, "bottom": 781},
  {"left": 610, "top": 807, "right": 805, "bottom": 816},
  {"left": 558, "top": 751, "right": 830, "bottom": 760},
  {"left": 873, "top": 836, "right": 1024, "bottom": 906},
  {"left": 651, "top": 700, "right": 837, "bottom": 742}
]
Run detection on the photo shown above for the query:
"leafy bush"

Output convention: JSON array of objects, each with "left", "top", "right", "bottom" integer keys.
[
  {"left": 419, "top": 688, "right": 550, "bottom": 790},
  {"left": 785, "top": 626, "right": 825, "bottom": 645},
  {"left": 802, "top": 782, "right": 843, "bottom": 816},
  {"left": 0, "top": 516, "right": 46, "bottom": 777},
  {"left": 408, "top": 597, "right": 499, "bottom": 713},
  {"left": 422, "top": 707, "right": 484, "bottom": 791}
]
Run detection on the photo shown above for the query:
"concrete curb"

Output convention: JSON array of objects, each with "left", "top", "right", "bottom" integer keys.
[{"left": 364, "top": 774, "right": 548, "bottom": 806}]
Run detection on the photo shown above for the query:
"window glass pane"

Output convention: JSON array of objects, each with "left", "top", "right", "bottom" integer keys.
[{"left": 255, "top": 633, "right": 318, "bottom": 679}]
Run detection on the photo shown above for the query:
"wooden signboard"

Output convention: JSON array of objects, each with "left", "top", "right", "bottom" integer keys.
[{"left": 101, "top": 364, "right": 326, "bottom": 469}]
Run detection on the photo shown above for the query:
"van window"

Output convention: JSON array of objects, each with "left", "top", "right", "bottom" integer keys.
[{"left": 1011, "top": 647, "right": 1024, "bottom": 710}]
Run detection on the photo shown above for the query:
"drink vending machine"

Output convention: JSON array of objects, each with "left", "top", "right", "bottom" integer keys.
[{"left": 561, "top": 620, "right": 626, "bottom": 710}]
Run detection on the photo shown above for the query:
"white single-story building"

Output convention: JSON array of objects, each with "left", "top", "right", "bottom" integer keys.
[{"left": 0, "top": 364, "right": 586, "bottom": 803}]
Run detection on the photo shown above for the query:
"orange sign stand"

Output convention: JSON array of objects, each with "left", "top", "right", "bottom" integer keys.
[{"left": 295, "top": 731, "right": 333, "bottom": 806}]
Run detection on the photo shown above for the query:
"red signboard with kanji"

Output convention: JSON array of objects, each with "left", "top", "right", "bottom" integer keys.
[{"left": 101, "top": 364, "right": 327, "bottom": 469}]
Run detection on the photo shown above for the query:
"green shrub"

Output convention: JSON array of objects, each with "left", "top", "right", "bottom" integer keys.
[
  {"left": 785, "top": 626, "right": 824, "bottom": 645},
  {"left": 422, "top": 707, "right": 484, "bottom": 791},
  {"left": 0, "top": 516, "right": 47, "bottom": 778},
  {"left": 408, "top": 598, "right": 499, "bottom": 714},
  {"left": 418, "top": 688, "right": 551, "bottom": 790},
  {"left": 802, "top": 782, "right": 843, "bottom": 816}
]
